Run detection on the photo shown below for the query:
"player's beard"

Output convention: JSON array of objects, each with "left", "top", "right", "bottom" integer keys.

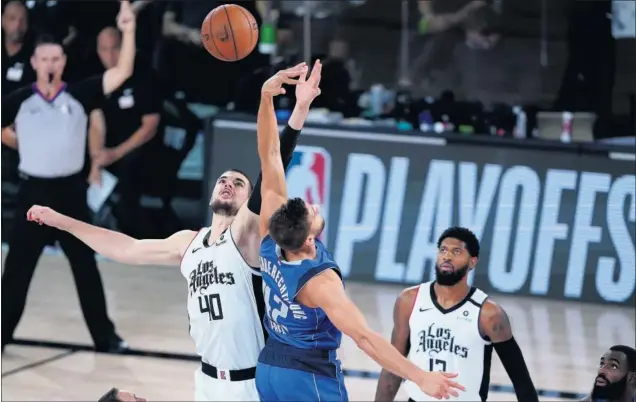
[
  {"left": 591, "top": 373, "right": 628, "bottom": 400},
  {"left": 211, "top": 200, "right": 238, "bottom": 217},
  {"left": 435, "top": 262, "right": 469, "bottom": 286}
]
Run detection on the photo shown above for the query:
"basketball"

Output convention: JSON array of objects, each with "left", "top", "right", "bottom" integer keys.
[{"left": 200, "top": 4, "right": 259, "bottom": 62}]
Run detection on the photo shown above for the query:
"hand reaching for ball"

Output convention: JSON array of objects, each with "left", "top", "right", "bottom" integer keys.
[
  {"left": 117, "top": 0, "right": 136, "bottom": 34},
  {"left": 261, "top": 63, "right": 309, "bottom": 97},
  {"left": 295, "top": 59, "right": 322, "bottom": 109}
]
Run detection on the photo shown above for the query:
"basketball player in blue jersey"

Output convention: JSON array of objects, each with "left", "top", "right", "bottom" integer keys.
[{"left": 254, "top": 60, "right": 465, "bottom": 401}]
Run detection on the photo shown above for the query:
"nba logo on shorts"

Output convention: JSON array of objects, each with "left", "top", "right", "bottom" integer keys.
[{"left": 286, "top": 146, "right": 332, "bottom": 243}]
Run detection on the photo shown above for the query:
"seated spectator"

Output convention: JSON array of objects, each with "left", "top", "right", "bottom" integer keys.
[{"left": 89, "top": 26, "right": 162, "bottom": 238}]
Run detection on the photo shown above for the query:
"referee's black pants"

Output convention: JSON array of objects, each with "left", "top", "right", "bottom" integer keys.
[{"left": 2, "top": 172, "right": 118, "bottom": 349}]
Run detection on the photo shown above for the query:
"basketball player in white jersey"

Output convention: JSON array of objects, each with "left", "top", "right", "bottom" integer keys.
[
  {"left": 375, "top": 226, "right": 539, "bottom": 402},
  {"left": 26, "top": 62, "right": 316, "bottom": 401}
]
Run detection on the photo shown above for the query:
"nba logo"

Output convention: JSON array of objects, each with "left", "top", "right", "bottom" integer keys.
[
  {"left": 219, "top": 371, "right": 227, "bottom": 380},
  {"left": 286, "top": 146, "right": 332, "bottom": 244}
]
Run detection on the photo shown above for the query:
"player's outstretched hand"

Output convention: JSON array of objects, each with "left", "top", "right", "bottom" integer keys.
[
  {"left": 261, "top": 62, "right": 309, "bottom": 97},
  {"left": 417, "top": 371, "right": 465, "bottom": 400},
  {"left": 117, "top": 0, "right": 136, "bottom": 34},
  {"left": 26, "top": 205, "right": 65, "bottom": 229},
  {"left": 295, "top": 59, "right": 322, "bottom": 109}
]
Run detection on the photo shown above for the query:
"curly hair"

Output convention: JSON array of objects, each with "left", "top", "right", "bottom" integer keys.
[{"left": 437, "top": 226, "right": 480, "bottom": 257}]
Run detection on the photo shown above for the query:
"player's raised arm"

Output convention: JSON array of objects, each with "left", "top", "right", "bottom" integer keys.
[
  {"left": 27, "top": 205, "right": 195, "bottom": 266},
  {"left": 256, "top": 63, "right": 313, "bottom": 238},
  {"left": 298, "top": 270, "right": 465, "bottom": 400},
  {"left": 102, "top": 0, "right": 136, "bottom": 95},
  {"left": 479, "top": 299, "right": 539, "bottom": 402},
  {"left": 375, "top": 287, "right": 419, "bottom": 401},
  {"left": 231, "top": 62, "right": 321, "bottom": 262}
]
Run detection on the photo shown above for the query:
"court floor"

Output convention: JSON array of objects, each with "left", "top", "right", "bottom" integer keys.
[{"left": 2, "top": 253, "right": 634, "bottom": 401}]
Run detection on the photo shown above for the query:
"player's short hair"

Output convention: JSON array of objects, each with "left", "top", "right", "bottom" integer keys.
[
  {"left": 437, "top": 226, "right": 480, "bottom": 258},
  {"left": 269, "top": 198, "right": 310, "bottom": 251},
  {"left": 226, "top": 168, "right": 253, "bottom": 193},
  {"left": 610, "top": 345, "right": 636, "bottom": 371}
]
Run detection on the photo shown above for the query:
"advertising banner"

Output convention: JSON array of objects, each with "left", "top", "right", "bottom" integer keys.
[{"left": 206, "top": 119, "right": 636, "bottom": 306}]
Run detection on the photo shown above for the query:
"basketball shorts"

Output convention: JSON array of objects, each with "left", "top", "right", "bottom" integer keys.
[
  {"left": 256, "top": 363, "right": 348, "bottom": 402},
  {"left": 194, "top": 366, "right": 258, "bottom": 401}
]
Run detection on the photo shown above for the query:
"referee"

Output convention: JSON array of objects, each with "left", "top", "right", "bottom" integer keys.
[{"left": 0, "top": 1, "right": 137, "bottom": 353}]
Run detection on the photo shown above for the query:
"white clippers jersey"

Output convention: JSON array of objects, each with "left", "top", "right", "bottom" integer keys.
[
  {"left": 180, "top": 227, "right": 266, "bottom": 370},
  {"left": 405, "top": 282, "right": 492, "bottom": 402}
]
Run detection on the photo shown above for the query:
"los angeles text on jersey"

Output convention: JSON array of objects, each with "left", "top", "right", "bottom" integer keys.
[
  {"left": 259, "top": 256, "right": 307, "bottom": 334},
  {"left": 188, "top": 260, "right": 236, "bottom": 296},
  {"left": 417, "top": 323, "right": 469, "bottom": 359}
]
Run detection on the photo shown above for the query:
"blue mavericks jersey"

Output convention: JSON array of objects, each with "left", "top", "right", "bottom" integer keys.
[{"left": 259, "top": 235, "right": 343, "bottom": 350}]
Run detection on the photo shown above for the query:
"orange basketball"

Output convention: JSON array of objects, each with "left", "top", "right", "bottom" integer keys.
[{"left": 200, "top": 4, "right": 259, "bottom": 62}]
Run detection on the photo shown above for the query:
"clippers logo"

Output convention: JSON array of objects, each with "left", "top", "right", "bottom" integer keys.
[{"left": 286, "top": 146, "right": 332, "bottom": 243}]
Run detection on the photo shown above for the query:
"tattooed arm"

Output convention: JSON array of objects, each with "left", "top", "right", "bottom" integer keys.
[
  {"left": 480, "top": 299, "right": 539, "bottom": 402},
  {"left": 374, "top": 286, "right": 419, "bottom": 402}
]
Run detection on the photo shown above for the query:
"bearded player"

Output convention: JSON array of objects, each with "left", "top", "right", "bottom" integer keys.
[
  {"left": 580, "top": 345, "right": 636, "bottom": 402},
  {"left": 375, "top": 226, "right": 539, "bottom": 402},
  {"left": 26, "top": 62, "right": 316, "bottom": 401}
]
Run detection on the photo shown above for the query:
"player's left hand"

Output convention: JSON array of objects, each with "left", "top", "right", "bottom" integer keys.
[
  {"left": 295, "top": 59, "right": 322, "bottom": 109},
  {"left": 261, "top": 63, "right": 308, "bottom": 97},
  {"left": 117, "top": 0, "right": 136, "bottom": 34}
]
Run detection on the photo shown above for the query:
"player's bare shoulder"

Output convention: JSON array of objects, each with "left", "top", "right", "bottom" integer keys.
[
  {"left": 396, "top": 285, "right": 420, "bottom": 308},
  {"left": 478, "top": 297, "right": 513, "bottom": 342},
  {"left": 393, "top": 285, "right": 421, "bottom": 319},
  {"left": 172, "top": 229, "right": 199, "bottom": 259}
]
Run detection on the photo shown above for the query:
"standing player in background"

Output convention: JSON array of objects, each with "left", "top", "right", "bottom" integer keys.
[
  {"left": 580, "top": 345, "right": 635, "bottom": 402},
  {"left": 24, "top": 61, "right": 319, "bottom": 401},
  {"left": 255, "top": 60, "right": 464, "bottom": 402},
  {"left": 374, "top": 226, "right": 538, "bottom": 402}
]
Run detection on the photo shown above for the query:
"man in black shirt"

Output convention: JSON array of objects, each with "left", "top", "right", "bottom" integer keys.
[
  {"left": 0, "top": 1, "right": 138, "bottom": 354},
  {"left": 90, "top": 26, "right": 162, "bottom": 237},
  {"left": 2, "top": 1, "right": 35, "bottom": 96},
  {"left": 2, "top": 1, "right": 35, "bottom": 217}
]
